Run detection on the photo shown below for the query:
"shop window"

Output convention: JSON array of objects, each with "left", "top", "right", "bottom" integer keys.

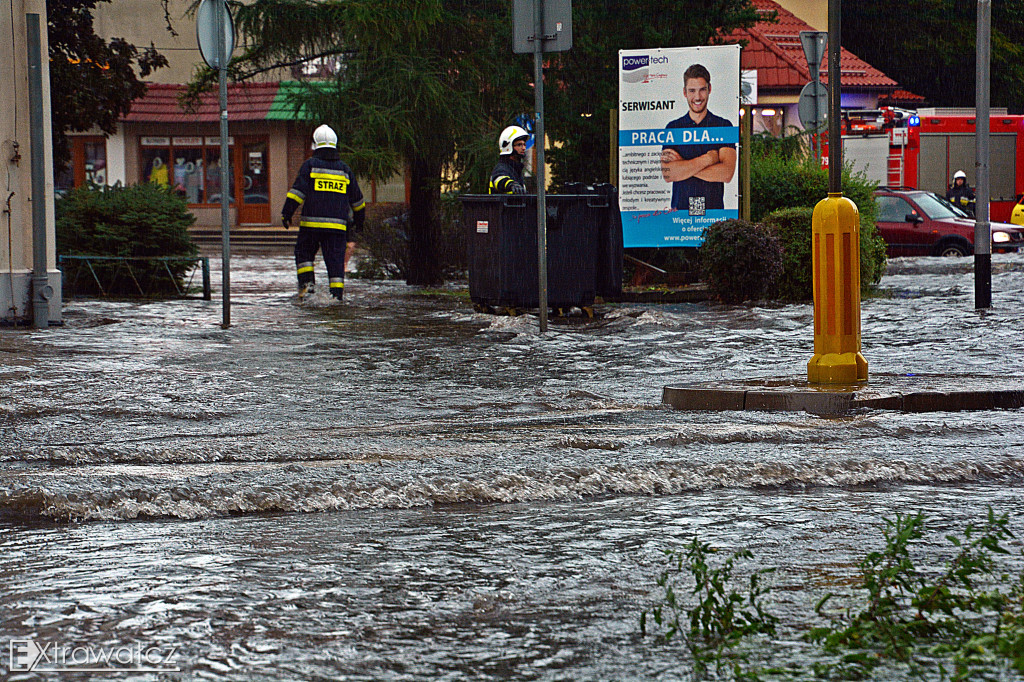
[
  {"left": 140, "top": 136, "right": 235, "bottom": 206},
  {"left": 55, "top": 136, "right": 107, "bottom": 196}
]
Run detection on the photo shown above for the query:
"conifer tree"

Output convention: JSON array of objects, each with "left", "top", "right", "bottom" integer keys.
[{"left": 226, "top": 0, "right": 761, "bottom": 285}]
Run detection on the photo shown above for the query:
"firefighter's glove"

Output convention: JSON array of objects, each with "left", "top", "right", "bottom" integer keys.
[
  {"left": 511, "top": 183, "right": 527, "bottom": 195},
  {"left": 281, "top": 216, "right": 291, "bottom": 229}
]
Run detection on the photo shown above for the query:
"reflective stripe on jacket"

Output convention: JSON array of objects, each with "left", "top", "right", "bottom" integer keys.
[
  {"left": 282, "top": 148, "right": 365, "bottom": 230},
  {"left": 489, "top": 156, "right": 525, "bottom": 194}
]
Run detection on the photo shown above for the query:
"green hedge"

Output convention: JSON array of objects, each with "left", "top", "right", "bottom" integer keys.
[
  {"left": 752, "top": 149, "right": 888, "bottom": 295},
  {"left": 56, "top": 183, "right": 197, "bottom": 297},
  {"left": 762, "top": 207, "right": 814, "bottom": 301},
  {"left": 699, "top": 219, "right": 783, "bottom": 303}
]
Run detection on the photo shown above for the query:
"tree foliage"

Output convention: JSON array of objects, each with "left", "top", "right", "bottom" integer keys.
[
  {"left": 226, "top": 0, "right": 530, "bottom": 285},
  {"left": 47, "top": 0, "right": 170, "bottom": 169},
  {"left": 843, "top": 1, "right": 1024, "bottom": 113},
  {"left": 217, "top": 0, "right": 762, "bottom": 285}
]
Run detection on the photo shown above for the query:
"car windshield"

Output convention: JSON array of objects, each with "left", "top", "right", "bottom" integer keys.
[
  {"left": 933, "top": 193, "right": 971, "bottom": 218},
  {"left": 915, "top": 192, "right": 965, "bottom": 220}
]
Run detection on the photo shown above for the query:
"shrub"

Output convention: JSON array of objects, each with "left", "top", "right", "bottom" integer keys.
[
  {"left": 353, "top": 193, "right": 466, "bottom": 281},
  {"left": 55, "top": 183, "right": 197, "bottom": 297},
  {"left": 752, "top": 149, "right": 888, "bottom": 293},
  {"left": 762, "top": 207, "right": 814, "bottom": 301},
  {"left": 354, "top": 203, "right": 409, "bottom": 279},
  {"left": 699, "top": 219, "right": 783, "bottom": 304}
]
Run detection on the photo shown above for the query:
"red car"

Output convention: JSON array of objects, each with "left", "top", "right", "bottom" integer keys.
[{"left": 873, "top": 188, "right": 1024, "bottom": 257}]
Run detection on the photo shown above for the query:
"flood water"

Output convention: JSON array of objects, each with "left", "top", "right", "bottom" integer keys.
[{"left": 2, "top": 254, "right": 1024, "bottom": 680}]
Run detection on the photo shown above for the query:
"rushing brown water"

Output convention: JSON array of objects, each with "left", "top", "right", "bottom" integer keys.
[{"left": 2, "top": 254, "right": 1023, "bottom": 679}]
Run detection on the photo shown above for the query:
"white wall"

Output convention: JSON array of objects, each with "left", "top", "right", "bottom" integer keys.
[
  {"left": 1, "top": 0, "right": 62, "bottom": 325},
  {"left": 106, "top": 127, "right": 127, "bottom": 186}
]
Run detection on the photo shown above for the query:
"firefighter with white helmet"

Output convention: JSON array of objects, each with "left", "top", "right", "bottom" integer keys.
[
  {"left": 946, "top": 170, "right": 976, "bottom": 216},
  {"left": 281, "top": 124, "right": 365, "bottom": 301},
  {"left": 489, "top": 125, "right": 529, "bottom": 194}
]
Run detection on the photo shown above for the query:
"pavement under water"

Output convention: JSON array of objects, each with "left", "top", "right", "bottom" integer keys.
[{"left": 1, "top": 254, "right": 1024, "bottom": 679}]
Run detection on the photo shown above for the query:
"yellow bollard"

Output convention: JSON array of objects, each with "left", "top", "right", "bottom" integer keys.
[{"left": 808, "top": 193, "right": 868, "bottom": 383}]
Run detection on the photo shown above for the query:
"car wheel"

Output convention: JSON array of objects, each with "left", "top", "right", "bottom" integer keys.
[{"left": 935, "top": 239, "right": 971, "bottom": 257}]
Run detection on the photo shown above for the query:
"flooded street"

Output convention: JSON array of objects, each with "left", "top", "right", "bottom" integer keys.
[{"left": 2, "top": 254, "right": 1024, "bottom": 679}]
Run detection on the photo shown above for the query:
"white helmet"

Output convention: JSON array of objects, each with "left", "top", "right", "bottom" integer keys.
[
  {"left": 953, "top": 170, "right": 967, "bottom": 181},
  {"left": 498, "top": 125, "right": 529, "bottom": 156},
  {"left": 312, "top": 124, "right": 338, "bottom": 150}
]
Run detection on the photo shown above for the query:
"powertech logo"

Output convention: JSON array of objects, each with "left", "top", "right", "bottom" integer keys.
[
  {"left": 621, "top": 54, "right": 670, "bottom": 83},
  {"left": 9, "top": 639, "right": 181, "bottom": 673},
  {"left": 621, "top": 54, "right": 649, "bottom": 83}
]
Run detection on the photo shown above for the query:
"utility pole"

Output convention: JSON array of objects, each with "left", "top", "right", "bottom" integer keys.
[{"left": 975, "top": 0, "right": 991, "bottom": 309}]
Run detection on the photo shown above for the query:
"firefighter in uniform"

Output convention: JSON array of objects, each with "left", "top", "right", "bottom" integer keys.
[
  {"left": 281, "top": 124, "right": 366, "bottom": 300},
  {"left": 489, "top": 126, "right": 529, "bottom": 194},
  {"left": 946, "top": 170, "right": 976, "bottom": 217}
]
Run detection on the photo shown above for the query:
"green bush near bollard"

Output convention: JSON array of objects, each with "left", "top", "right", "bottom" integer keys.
[
  {"left": 751, "top": 141, "right": 887, "bottom": 297},
  {"left": 698, "top": 219, "right": 783, "bottom": 303}
]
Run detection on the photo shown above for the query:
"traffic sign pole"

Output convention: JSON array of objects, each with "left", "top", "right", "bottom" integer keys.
[
  {"left": 799, "top": 31, "right": 827, "bottom": 160},
  {"left": 216, "top": 0, "right": 230, "bottom": 328},
  {"left": 533, "top": 0, "right": 548, "bottom": 333},
  {"left": 197, "top": 0, "right": 234, "bottom": 328}
]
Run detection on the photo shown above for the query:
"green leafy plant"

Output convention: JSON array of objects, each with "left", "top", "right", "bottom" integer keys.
[
  {"left": 698, "top": 219, "right": 784, "bottom": 304},
  {"left": 751, "top": 141, "right": 888, "bottom": 293},
  {"left": 642, "top": 510, "right": 1024, "bottom": 680},
  {"left": 641, "top": 538, "right": 779, "bottom": 678},
  {"left": 55, "top": 183, "right": 197, "bottom": 297},
  {"left": 354, "top": 194, "right": 466, "bottom": 281},
  {"left": 809, "top": 509, "right": 1024, "bottom": 680},
  {"left": 762, "top": 206, "right": 814, "bottom": 301}
]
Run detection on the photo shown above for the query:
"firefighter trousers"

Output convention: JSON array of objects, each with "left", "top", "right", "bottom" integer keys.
[{"left": 294, "top": 226, "right": 347, "bottom": 299}]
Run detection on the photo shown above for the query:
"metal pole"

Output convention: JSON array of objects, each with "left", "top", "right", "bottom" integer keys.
[
  {"left": 217, "top": 0, "right": 231, "bottom": 327},
  {"left": 533, "top": 0, "right": 548, "bottom": 333},
  {"left": 26, "top": 14, "right": 50, "bottom": 329},
  {"left": 741, "top": 105, "right": 752, "bottom": 221},
  {"left": 827, "top": 0, "right": 841, "bottom": 193},
  {"left": 975, "top": 0, "right": 991, "bottom": 309}
]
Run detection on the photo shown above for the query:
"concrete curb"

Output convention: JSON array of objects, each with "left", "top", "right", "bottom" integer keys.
[{"left": 663, "top": 376, "right": 1024, "bottom": 415}]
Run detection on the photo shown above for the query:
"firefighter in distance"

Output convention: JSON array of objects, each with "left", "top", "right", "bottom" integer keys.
[
  {"left": 489, "top": 126, "right": 529, "bottom": 194},
  {"left": 281, "top": 124, "right": 366, "bottom": 301},
  {"left": 946, "top": 170, "right": 976, "bottom": 217}
]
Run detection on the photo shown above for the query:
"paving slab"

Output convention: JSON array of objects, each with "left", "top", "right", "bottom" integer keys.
[{"left": 663, "top": 373, "right": 1024, "bottom": 415}]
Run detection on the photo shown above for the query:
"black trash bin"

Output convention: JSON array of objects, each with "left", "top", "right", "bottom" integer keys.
[
  {"left": 587, "top": 183, "right": 624, "bottom": 299},
  {"left": 461, "top": 194, "right": 603, "bottom": 311},
  {"left": 554, "top": 183, "right": 624, "bottom": 299}
]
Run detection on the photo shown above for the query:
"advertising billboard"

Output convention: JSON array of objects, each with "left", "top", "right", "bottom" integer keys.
[{"left": 618, "top": 45, "right": 741, "bottom": 247}]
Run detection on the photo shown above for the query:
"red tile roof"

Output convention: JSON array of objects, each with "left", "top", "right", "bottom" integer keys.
[
  {"left": 878, "top": 89, "right": 928, "bottom": 105},
  {"left": 123, "top": 82, "right": 279, "bottom": 123},
  {"left": 728, "top": 0, "right": 899, "bottom": 91}
]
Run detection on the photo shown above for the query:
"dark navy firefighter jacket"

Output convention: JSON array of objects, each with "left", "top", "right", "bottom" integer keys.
[
  {"left": 489, "top": 156, "right": 525, "bottom": 194},
  {"left": 281, "top": 147, "right": 366, "bottom": 232}
]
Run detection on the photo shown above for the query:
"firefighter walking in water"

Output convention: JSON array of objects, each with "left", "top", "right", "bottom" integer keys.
[{"left": 281, "top": 124, "right": 366, "bottom": 301}]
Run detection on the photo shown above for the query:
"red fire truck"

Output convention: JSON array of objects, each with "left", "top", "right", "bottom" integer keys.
[{"left": 830, "top": 108, "right": 1024, "bottom": 223}]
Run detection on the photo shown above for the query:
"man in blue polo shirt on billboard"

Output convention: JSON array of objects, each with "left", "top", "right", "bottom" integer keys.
[{"left": 659, "top": 63, "right": 737, "bottom": 216}]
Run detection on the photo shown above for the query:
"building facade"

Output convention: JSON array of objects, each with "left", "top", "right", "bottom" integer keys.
[
  {"left": 2, "top": 0, "right": 61, "bottom": 325},
  {"left": 59, "top": 0, "right": 406, "bottom": 229}
]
